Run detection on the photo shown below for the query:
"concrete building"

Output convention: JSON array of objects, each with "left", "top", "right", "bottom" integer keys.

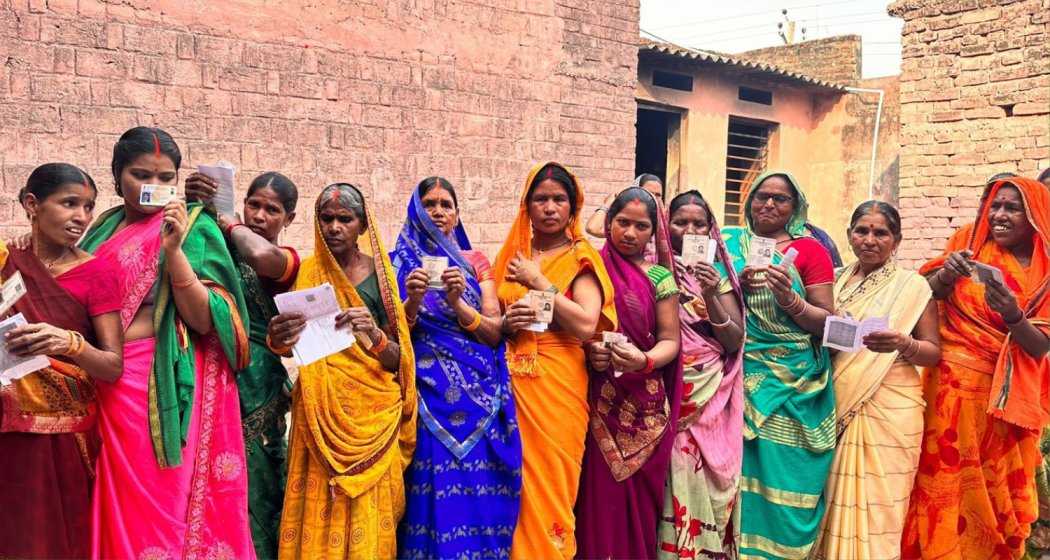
[
  {"left": 635, "top": 36, "right": 901, "bottom": 251},
  {"left": 889, "top": 0, "right": 1049, "bottom": 269}
]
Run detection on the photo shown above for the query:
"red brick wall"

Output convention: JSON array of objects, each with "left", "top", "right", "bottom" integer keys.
[
  {"left": 0, "top": 0, "right": 640, "bottom": 257},
  {"left": 738, "top": 35, "right": 863, "bottom": 86},
  {"left": 889, "top": 0, "right": 1049, "bottom": 269}
]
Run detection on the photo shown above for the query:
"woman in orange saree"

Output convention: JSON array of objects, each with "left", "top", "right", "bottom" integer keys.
[
  {"left": 493, "top": 162, "right": 616, "bottom": 559},
  {"left": 902, "top": 177, "right": 1050, "bottom": 559}
]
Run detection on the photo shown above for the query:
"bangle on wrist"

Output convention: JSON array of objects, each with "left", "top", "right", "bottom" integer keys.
[
  {"left": 172, "top": 274, "right": 198, "bottom": 289},
  {"left": 266, "top": 333, "right": 292, "bottom": 355},
  {"left": 459, "top": 310, "right": 483, "bottom": 332},
  {"left": 367, "top": 329, "right": 390, "bottom": 356},
  {"left": 225, "top": 222, "right": 246, "bottom": 237},
  {"left": 708, "top": 313, "right": 732, "bottom": 328},
  {"left": 63, "top": 330, "right": 86, "bottom": 357},
  {"left": 1005, "top": 311, "right": 1026, "bottom": 326},
  {"left": 638, "top": 353, "right": 655, "bottom": 374}
]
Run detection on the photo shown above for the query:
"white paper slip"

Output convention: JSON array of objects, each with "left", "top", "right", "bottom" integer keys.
[
  {"left": 972, "top": 262, "right": 1005, "bottom": 285},
  {"left": 421, "top": 256, "right": 448, "bottom": 289},
  {"left": 525, "top": 290, "right": 555, "bottom": 332},
  {"left": 139, "top": 184, "right": 177, "bottom": 207},
  {"left": 274, "top": 283, "right": 355, "bottom": 366},
  {"left": 780, "top": 247, "right": 799, "bottom": 269},
  {"left": 682, "top": 234, "right": 717, "bottom": 265},
  {"left": 0, "top": 313, "right": 51, "bottom": 385},
  {"left": 602, "top": 331, "right": 628, "bottom": 348},
  {"left": 747, "top": 236, "right": 777, "bottom": 268},
  {"left": 198, "top": 161, "right": 237, "bottom": 216},
  {"left": 0, "top": 271, "right": 27, "bottom": 317},
  {"left": 822, "top": 315, "right": 890, "bottom": 352}
]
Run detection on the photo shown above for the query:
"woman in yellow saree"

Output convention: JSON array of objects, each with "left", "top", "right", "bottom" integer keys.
[
  {"left": 268, "top": 183, "right": 416, "bottom": 559},
  {"left": 814, "top": 201, "right": 941, "bottom": 559},
  {"left": 493, "top": 162, "right": 616, "bottom": 559}
]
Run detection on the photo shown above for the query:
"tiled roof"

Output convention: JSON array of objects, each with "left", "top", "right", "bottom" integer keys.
[{"left": 639, "top": 39, "right": 848, "bottom": 92}]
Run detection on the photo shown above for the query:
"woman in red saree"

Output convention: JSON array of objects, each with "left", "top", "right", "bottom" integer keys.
[
  {"left": 576, "top": 187, "right": 682, "bottom": 559},
  {"left": 82, "top": 127, "right": 255, "bottom": 560},
  {"left": 902, "top": 177, "right": 1050, "bottom": 559},
  {"left": 0, "top": 163, "right": 123, "bottom": 559}
]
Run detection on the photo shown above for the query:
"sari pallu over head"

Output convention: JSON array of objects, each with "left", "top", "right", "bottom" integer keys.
[
  {"left": 492, "top": 162, "right": 617, "bottom": 374},
  {"left": 919, "top": 177, "right": 1050, "bottom": 431},
  {"left": 0, "top": 243, "right": 96, "bottom": 434},
  {"left": 672, "top": 190, "right": 745, "bottom": 487},
  {"left": 293, "top": 188, "right": 417, "bottom": 498},
  {"left": 722, "top": 170, "right": 833, "bottom": 448},
  {"left": 593, "top": 189, "right": 683, "bottom": 481},
  {"left": 79, "top": 203, "right": 251, "bottom": 467},
  {"left": 391, "top": 187, "right": 512, "bottom": 460}
]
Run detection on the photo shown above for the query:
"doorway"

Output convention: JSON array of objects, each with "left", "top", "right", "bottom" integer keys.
[{"left": 635, "top": 105, "right": 683, "bottom": 197}]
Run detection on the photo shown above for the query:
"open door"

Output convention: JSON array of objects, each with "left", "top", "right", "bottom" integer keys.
[{"left": 635, "top": 104, "right": 683, "bottom": 197}]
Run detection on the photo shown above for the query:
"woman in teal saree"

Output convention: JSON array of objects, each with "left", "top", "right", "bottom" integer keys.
[{"left": 722, "top": 171, "right": 836, "bottom": 559}]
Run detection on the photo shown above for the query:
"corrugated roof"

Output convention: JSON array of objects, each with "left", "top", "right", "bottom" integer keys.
[{"left": 639, "top": 39, "right": 848, "bottom": 92}]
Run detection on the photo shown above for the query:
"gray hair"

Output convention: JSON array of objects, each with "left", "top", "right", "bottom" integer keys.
[{"left": 317, "top": 183, "right": 367, "bottom": 228}]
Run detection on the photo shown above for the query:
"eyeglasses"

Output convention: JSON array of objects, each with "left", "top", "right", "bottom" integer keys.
[{"left": 754, "top": 192, "right": 794, "bottom": 205}]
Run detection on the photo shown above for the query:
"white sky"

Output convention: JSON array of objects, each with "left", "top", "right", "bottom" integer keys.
[{"left": 640, "top": 0, "right": 903, "bottom": 78}]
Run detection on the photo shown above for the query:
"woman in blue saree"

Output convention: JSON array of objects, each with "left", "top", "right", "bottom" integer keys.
[{"left": 392, "top": 177, "right": 523, "bottom": 559}]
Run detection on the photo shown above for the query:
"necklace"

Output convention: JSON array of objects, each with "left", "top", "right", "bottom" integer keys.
[
  {"left": 37, "top": 245, "right": 73, "bottom": 271},
  {"left": 532, "top": 237, "right": 571, "bottom": 255}
]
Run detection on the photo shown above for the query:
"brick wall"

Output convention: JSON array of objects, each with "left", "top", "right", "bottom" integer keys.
[
  {"left": 889, "top": 0, "right": 1050, "bottom": 269},
  {"left": 738, "top": 35, "right": 863, "bottom": 86},
  {"left": 0, "top": 0, "right": 640, "bottom": 257}
]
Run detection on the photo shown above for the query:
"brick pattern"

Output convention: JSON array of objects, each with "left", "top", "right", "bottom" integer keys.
[
  {"left": 888, "top": 0, "right": 1050, "bottom": 269},
  {"left": 0, "top": 0, "right": 640, "bottom": 257},
  {"left": 738, "top": 35, "right": 863, "bottom": 86}
]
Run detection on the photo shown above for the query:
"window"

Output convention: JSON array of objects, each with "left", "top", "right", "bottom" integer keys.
[
  {"left": 738, "top": 86, "right": 773, "bottom": 105},
  {"left": 724, "top": 118, "right": 774, "bottom": 226},
  {"left": 652, "top": 70, "right": 693, "bottom": 92}
]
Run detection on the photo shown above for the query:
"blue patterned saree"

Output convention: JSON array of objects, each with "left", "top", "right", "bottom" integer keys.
[{"left": 392, "top": 189, "right": 523, "bottom": 559}]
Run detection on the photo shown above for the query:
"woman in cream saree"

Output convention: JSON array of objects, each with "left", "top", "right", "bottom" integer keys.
[{"left": 815, "top": 202, "right": 941, "bottom": 560}]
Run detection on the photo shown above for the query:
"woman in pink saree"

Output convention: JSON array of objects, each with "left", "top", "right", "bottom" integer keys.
[{"left": 82, "top": 127, "right": 254, "bottom": 560}]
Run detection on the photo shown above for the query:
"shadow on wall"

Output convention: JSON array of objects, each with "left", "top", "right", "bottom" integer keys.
[{"left": 875, "top": 155, "right": 900, "bottom": 202}]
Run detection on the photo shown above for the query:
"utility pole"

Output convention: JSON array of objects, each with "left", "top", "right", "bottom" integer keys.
[{"left": 778, "top": 9, "right": 807, "bottom": 44}]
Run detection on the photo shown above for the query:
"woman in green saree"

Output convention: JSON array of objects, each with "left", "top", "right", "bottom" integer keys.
[
  {"left": 185, "top": 170, "right": 301, "bottom": 559},
  {"left": 722, "top": 171, "right": 836, "bottom": 559}
]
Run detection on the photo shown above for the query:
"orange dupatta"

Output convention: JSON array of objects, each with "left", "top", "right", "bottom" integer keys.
[
  {"left": 492, "top": 161, "right": 617, "bottom": 374},
  {"left": 919, "top": 177, "right": 1050, "bottom": 431}
]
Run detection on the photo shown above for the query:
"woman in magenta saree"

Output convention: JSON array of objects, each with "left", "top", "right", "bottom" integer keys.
[
  {"left": 82, "top": 127, "right": 254, "bottom": 560},
  {"left": 576, "top": 187, "right": 682, "bottom": 559}
]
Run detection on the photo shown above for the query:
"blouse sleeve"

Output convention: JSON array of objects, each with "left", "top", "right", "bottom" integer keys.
[
  {"left": 647, "top": 265, "right": 680, "bottom": 300},
  {"left": 789, "top": 238, "right": 835, "bottom": 286},
  {"left": 461, "top": 250, "right": 493, "bottom": 282},
  {"left": 87, "top": 257, "right": 122, "bottom": 316}
]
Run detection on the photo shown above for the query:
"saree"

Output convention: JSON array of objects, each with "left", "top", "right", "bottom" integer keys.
[
  {"left": 658, "top": 193, "right": 746, "bottom": 560},
  {"left": 723, "top": 170, "right": 836, "bottom": 560},
  {"left": 575, "top": 193, "right": 683, "bottom": 559},
  {"left": 493, "top": 162, "right": 616, "bottom": 560},
  {"left": 231, "top": 243, "right": 297, "bottom": 560},
  {"left": 82, "top": 204, "right": 255, "bottom": 560},
  {"left": 392, "top": 188, "right": 522, "bottom": 559},
  {"left": 902, "top": 177, "right": 1050, "bottom": 560},
  {"left": 277, "top": 201, "right": 416, "bottom": 560},
  {"left": 0, "top": 244, "right": 118, "bottom": 559},
  {"left": 814, "top": 261, "right": 931, "bottom": 560}
]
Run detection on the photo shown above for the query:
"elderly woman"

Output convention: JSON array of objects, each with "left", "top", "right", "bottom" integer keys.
[
  {"left": 268, "top": 183, "right": 416, "bottom": 559},
  {"left": 902, "top": 177, "right": 1050, "bottom": 559},
  {"left": 392, "top": 177, "right": 521, "bottom": 559},
  {"left": 814, "top": 201, "right": 941, "bottom": 559},
  {"left": 722, "top": 170, "right": 836, "bottom": 559}
]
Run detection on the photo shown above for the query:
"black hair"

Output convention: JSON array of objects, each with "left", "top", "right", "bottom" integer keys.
[
  {"left": 849, "top": 200, "right": 902, "bottom": 242},
  {"left": 668, "top": 190, "right": 709, "bottom": 218},
  {"left": 636, "top": 173, "right": 662, "bottom": 187},
  {"left": 417, "top": 176, "right": 458, "bottom": 209},
  {"left": 527, "top": 163, "right": 578, "bottom": 215},
  {"left": 1037, "top": 168, "right": 1050, "bottom": 184},
  {"left": 110, "top": 126, "right": 181, "bottom": 196},
  {"left": 247, "top": 171, "right": 298, "bottom": 213},
  {"left": 20, "top": 163, "right": 97, "bottom": 204},
  {"left": 317, "top": 183, "right": 367, "bottom": 229},
  {"left": 608, "top": 187, "right": 657, "bottom": 227},
  {"left": 987, "top": 172, "right": 1016, "bottom": 185}
]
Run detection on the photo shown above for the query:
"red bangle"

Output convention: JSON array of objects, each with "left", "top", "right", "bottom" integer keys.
[
  {"left": 639, "top": 354, "right": 655, "bottom": 374},
  {"left": 225, "top": 222, "right": 246, "bottom": 237}
]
